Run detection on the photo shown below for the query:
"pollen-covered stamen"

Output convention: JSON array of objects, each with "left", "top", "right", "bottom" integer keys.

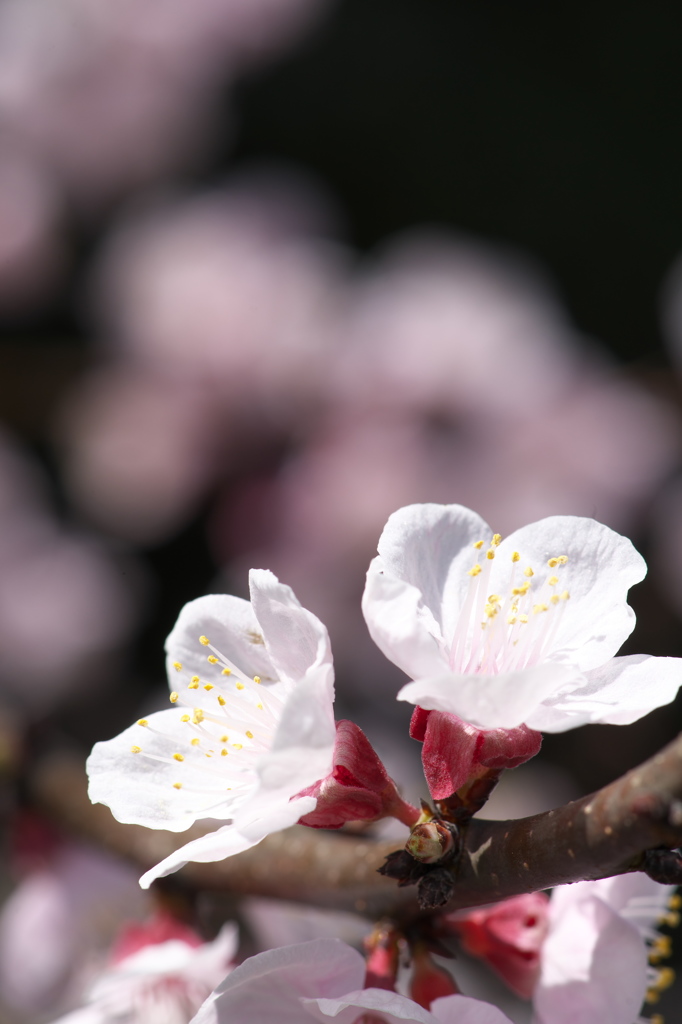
[{"left": 447, "top": 542, "right": 572, "bottom": 675}]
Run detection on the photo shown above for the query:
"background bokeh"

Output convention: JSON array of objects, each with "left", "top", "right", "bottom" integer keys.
[{"left": 1, "top": 1, "right": 682, "bottom": 1021}]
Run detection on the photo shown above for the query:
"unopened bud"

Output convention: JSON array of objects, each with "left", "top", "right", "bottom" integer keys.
[{"left": 406, "top": 820, "right": 455, "bottom": 864}]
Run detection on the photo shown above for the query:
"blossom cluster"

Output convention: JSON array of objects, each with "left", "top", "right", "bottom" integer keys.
[{"left": 79, "top": 502, "right": 682, "bottom": 1024}]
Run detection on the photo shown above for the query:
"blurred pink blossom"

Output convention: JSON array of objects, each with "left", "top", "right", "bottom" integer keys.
[
  {"left": 0, "top": 843, "right": 145, "bottom": 1013},
  {"left": 58, "top": 366, "right": 227, "bottom": 544},
  {"left": 91, "top": 187, "right": 344, "bottom": 410}
]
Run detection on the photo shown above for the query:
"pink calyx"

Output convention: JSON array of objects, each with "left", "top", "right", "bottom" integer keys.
[
  {"left": 410, "top": 707, "right": 542, "bottom": 801},
  {"left": 297, "top": 720, "right": 419, "bottom": 829}
]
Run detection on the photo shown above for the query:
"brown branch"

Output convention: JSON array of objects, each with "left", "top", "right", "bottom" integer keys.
[{"left": 30, "top": 732, "right": 682, "bottom": 922}]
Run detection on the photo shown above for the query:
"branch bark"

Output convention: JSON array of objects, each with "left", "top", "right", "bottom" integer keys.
[{"left": 31, "top": 732, "right": 682, "bottom": 922}]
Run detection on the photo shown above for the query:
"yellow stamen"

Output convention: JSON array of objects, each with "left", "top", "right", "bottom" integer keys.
[
  {"left": 246, "top": 730, "right": 254, "bottom": 739},
  {"left": 181, "top": 714, "right": 190, "bottom": 722},
  {"left": 221, "top": 735, "right": 228, "bottom": 742},
  {"left": 473, "top": 540, "right": 484, "bottom": 549},
  {"left": 468, "top": 564, "right": 482, "bottom": 577},
  {"left": 253, "top": 676, "right": 261, "bottom": 684},
  {"left": 491, "top": 533, "right": 502, "bottom": 546},
  {"left": 137, "top": 719, "right": 148, "bottom": 727},
  {"left": 192, "top": 709, "right": 204, "bottom": 725},
  {"left": 486, "top": 549, "right": 495, "bottom": 560},
  {"left": 222, "top": 667, "right": 231, "bottom": 676},
  {"left": 173, "top": 753, "right": 184, "bottom": 762},
  {"left": 131, "top": 746, "right": 142, "bottom": 753},
  {"left": 217, "top": 695, "right": 226, "bottom": 706},
  {"left": 204, "top": 684, "right": 214, "bottom": 691},
  {"left": 233, "top": 743, "right": 243, "bottom": 750},
  {"left": 207, "top": 655, "right": 219, "bottom": 663},
  {"left": 191, "top": 738, "right": 200, "bottom": 747},
  {"left": 199, "top": 635, "right": 210, "bottom": 645},
  {"left": 511, "top": 551, "right": 520, "bottom": 562},
  {"left": 548, "top": 575, "right": 559, "bottom": 586},
  {"left": 173, "top": 661, "right": 182, "bottom": 671},
  {"left": 221, "top": 749, "right": 228, "bottom": 756},
  {"left": 173, "top": 782, "right": 182, "bottom": 790},
  {"left": 533, "top": 603, "right": 548, "bottom": 614},
  {"left": 236, "top": 683, "right": 245, "bottom": 691},
  {"left": 169, "top": 692, "right": 179, "bottom": 703}
]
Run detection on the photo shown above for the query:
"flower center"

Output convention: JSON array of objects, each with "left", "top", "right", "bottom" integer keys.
[
  {"left": 128, "top": 633, "right": 285, "bottom": 817},
  {"left": 448, "top": 534, "right": 570, "bottom": 675}
]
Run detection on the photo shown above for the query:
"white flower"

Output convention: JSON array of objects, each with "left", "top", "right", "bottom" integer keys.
[
  {"left": 535, "top": 873, "right": 677, "bottom": 1024},
  {"left": 362, "top": 503, "right": 682, "bottom": 731},
  {"left": 87, "top": 569, "right": 336, "bottom": 887},
  {"left": 51, "top": 924, "right": 237, "bottom": 1024},
  {"left": 190, "top": 938, "right": 515, "bottom": 1024}
]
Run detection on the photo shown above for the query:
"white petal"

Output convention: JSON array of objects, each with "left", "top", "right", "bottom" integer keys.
[
  {"left": 498, "top": 516, "right": 646, "bottom": 671},
  {"left": 362, "top": 562, "right": 449, "bottom": 679},
  {"left": 526, "top": 655, "right": 682, "bottom": 732},
  {"left": 259, "top": 666, "right": 336, "bottom": 793},
  {"left": 249, "top": 569, "right": 334, "bottom": 685},
  {"left": 535, "top": 895, "right": 647, "bottom": 1024},
  {"left": 165, "top": 594, "right": 278, "bottom": 688},
  {"left": 87, "top": 710, "right": 244, "bottom": 831},
  {"left": 306, "top": 987, "right": 434, "bottom": 1023},
  {"left": 139, "top": 796, "right": 316, "bottom": 888},
  {"left": 189, "top": 939, "right": 365, "bottom": 1024},
  {"left": 398, "top": 663, "right": 585, "bottom": 729},
  {"left": 431, "top": 995, "right": 517, "bottom": 1024}
]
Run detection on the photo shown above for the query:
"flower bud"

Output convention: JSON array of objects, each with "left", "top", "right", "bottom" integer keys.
[{"left": 406, "top": 820, "right": 455, "bottom": 864}]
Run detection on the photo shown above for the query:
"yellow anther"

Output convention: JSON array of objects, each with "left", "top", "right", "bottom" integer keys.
[
  {"left": 246, "top": 730, "right": 254, "bottom": 739},
  {"left": 488, "top": 594, "right": 501, "bottom": 604},
  {"left": 204, "top": 684, "right": 214, "bottom": 691},
  {"left": 191, "top": 738, "right": 200, "bottom": 747},
  {"left": 188, "top": 677, "right": 199, "bottom": 690},
  {"left": 173, "top": 753, "right": 184, "bottom": 762},
  {"left": 557, "top": 555, "right": 568, "bottom": 564},
  {"left": 468, "top": 564, "right": 482, "bottom": 577},
  {"left": 137, "top": 719, "right": 148, "bottom": 727},
  {"left": 191, "top": 675, "right": 200, "bottom": 684},
  {"left": 548, "top": 575, "right": 559, "bottom": 586},
  {"left": 523, "top": 566, "right": 534, "bottom": 577},
  {"left": 512, "top": 581, "right": 530, "bottom": 595},
  {"left": 253, "top": 676, "right": 261, "bottom": 684},
  {"left": 199, "top": 635, "right": 210, "bottom": 645},
  {"left": 646, "top": 990, "right": 661, "bottom": 1004},
  {"left": 664, "top": 911, "right": 680, "bottom": 928},
  {"left": 236, "top": 683, "right": 245, "bottom": 691},
  {"left": 670, "top": 894, "right": 682, "bottom": 910},
  {"left": 217, "top": 695, "right": 226, "bottom": 706},
  {"left": 181, "top": 714, "right": 190, "bottom": 722},
  {"left": 205, "top": 753, "right": 213, "bottom": 758},
  {"left": 473, "top": 540, "right": 484, "bottom": 549},
  {"left": 550, "top": 594, "right": 560, "bottom": 605},
  {"left": 651, "top": 967, "right": 675, "bottom": 994},
  {"left": 491, "top": 533, "right": 502, "bottom": 546},
  {"left": 173, "top": 661, "right": 182, "bottom": 671},
  {"left": 486, "top": 549, "right": 495, "bottom": 560},
  {"left": 533, "top": 603, "right": 549, "bottom": 614},
  {"left": 507, "top": 615, "right": 517, "bottom": 625},
  {"left": 484, "top": 603, "right": 498, "bottom": 618},
  {"left": 192, "top": 709, "right": 204, "bottom": 724},
  {"left": 519, "top": 613, "right": 529, "bottom": 624},
  {"left": 207, "top": 655, "right": 219, "bottom": 663},
  {"left": 233, "top": 743, "right": 243, "bottom": 750},
  {"left": 548, "top": 555, "right": 569, "bottom": 568},
  {"left": 169, "top": 692, "right": 179, "bottom": 703},
  {"left": 221, "top": 735, "right": 228, "bottom": 742},
  {"left": 130, "top": 746, "right": 142, "bottom": 753},
  {"left": 173, "top": 782, "right": 182, "bottom": 790},
  {"left": 511, "top": 551, "right": 520, "bottom": 562},
  {"left": 650, "top": 936, "right": 673, "bottom": 961},
  {"left": 649, "top": 1015, "right": 664, "bottom": 1024},
  {"left": 221, "top": 749, "right": 228, "bottom": 756},
  {"left": 221, "top": 667, "right": 231, "bottom": 676},
  {"left": 561, "top": 590, "right": 570, "bottom": 601},
  {"left": 257, "top": 703, "right": 264, "bottom": 710}
]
